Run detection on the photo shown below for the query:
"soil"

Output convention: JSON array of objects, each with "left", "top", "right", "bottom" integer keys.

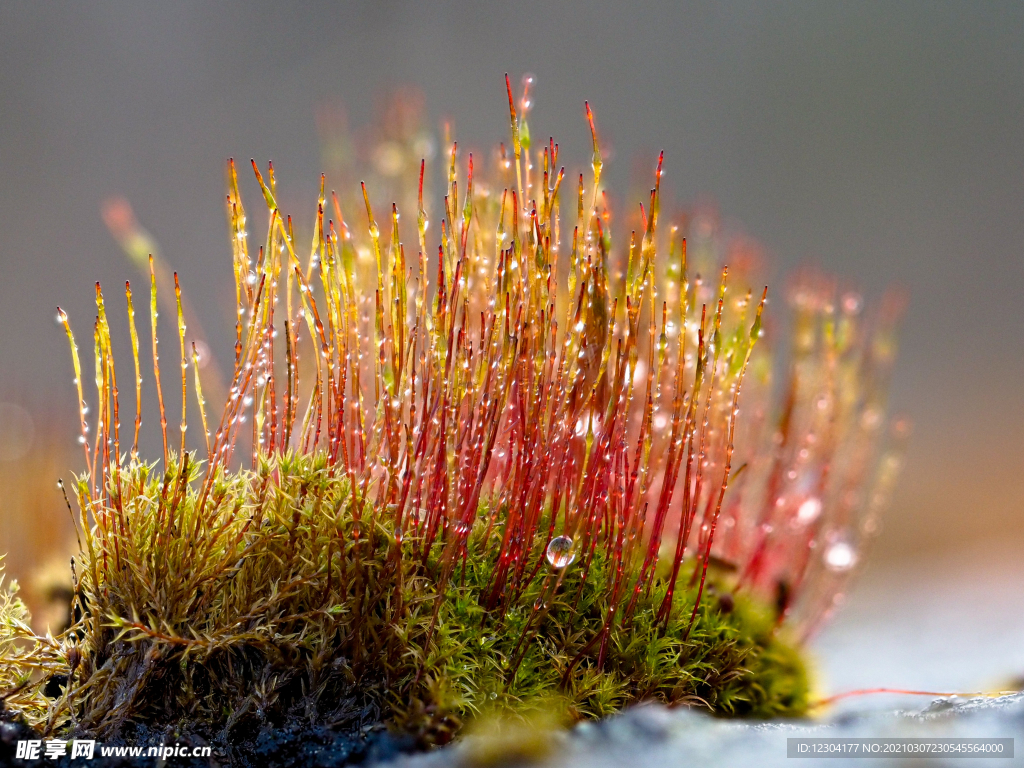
[{"left": 0, "top": 706, "right": 422, "bottom": 768}]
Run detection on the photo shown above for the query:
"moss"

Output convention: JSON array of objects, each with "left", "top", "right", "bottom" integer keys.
[
  {"left": 0, "top": 82, "right": 850, "bottom": 748},
  {"left": 429, "top": 528, "right": 808, "bottom": 722},
  {"left": 0, "top": 557, "right": 66, "bottom": 723},
  {"left": 17, "top": 452, "right": 807, "bottom": 742}
]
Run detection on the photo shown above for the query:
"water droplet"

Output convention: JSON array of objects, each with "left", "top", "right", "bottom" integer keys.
[
  {"left": 892, "top": 417, "right": 912, "bottom": 439},
  {"left": 824, "top": 539, "right": 858, "bottom": 572},
  {"left": 404, "top": 506, "right": 424, "bottom": 523},
  {"left": 860, "top": 407, "right": 882, "bottom": 431},
  {"left": 841, "top": 292, "right": 863, "bottom": 315},
  {"left": 546, "top": 535, "right": 577, "bottom": 569},
  {"left": 796, "top": 497, "right": 822, "bottom": 524}
]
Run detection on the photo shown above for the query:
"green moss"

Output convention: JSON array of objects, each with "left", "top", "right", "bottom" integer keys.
[
  {"left": 429, "top": 531, "right": 808, "bottom": 722},
  {"left": 19, "top": 451, "right": 807, "bottom": 741},
  {"left": 0, "top": 557, "right": 66, "bottom": 723},
  {"left": 4, "top": 87, "right": 829, "bottom": 741}
]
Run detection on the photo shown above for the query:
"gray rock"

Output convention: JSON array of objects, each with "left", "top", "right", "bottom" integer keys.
[{"left": 382, "top": 694, "right": 1024, "bottom": 768}]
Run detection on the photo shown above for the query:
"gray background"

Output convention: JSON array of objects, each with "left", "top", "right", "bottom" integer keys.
[{"left": 0, "top": 0, "right": 1021, "bottom": 569}]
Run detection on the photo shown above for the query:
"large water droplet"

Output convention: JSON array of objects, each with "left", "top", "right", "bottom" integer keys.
[
  {"left": 824, "top": 539, "right": 858, "bottom": 572},
  {"left": 546, "top": 535, "right": 577, "bottom": 569}
]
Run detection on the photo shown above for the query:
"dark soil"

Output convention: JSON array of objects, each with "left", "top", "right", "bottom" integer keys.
[{"left": 0, "top": 705, "right": 422, "bottom": 768}]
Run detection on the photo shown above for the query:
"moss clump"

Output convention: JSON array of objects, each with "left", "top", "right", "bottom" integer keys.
[
  {"left": 1, "top": 80, "right": 824, "bottom": 748},
  {"left": 20, "top": 451, "right": 807, "bottom": 742},
  {"left": 0, "top": 557, "right": 65, "bottom": 724},
  {"left": 431, "top": 531, "right": 808, "bottom": 723}
]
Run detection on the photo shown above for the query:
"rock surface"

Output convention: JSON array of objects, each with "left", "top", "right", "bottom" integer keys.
[{"left": 383, "top": 694, "right": 1024, "bottom": 768}]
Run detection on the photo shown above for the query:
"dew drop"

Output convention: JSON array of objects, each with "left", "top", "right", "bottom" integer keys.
[
  {"left": 824, "top": 539, "right": 858, "bottom": 572},
  {"left": 860, "top": 407, "right": 882, "bottom": 431},
  {"left": 796, "top": 497, "right": 822, "bottom": 524},
  {"left": 409, "top": 507, "right": 427, "bottom": 524},
  {"left": 841, "top": 292, "right": 863, "bottom": 315},
  {"left": 545, "top": 535, "right": 577, "bottom": 569}
]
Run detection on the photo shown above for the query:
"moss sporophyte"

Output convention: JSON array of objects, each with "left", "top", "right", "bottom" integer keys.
[{"left": 0, "top": 77, "right": 905, "bottom": 743}]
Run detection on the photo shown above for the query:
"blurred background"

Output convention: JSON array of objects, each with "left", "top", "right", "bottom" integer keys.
[{"left": 0, "top": 1, "right": 1021, "bottom": 699}]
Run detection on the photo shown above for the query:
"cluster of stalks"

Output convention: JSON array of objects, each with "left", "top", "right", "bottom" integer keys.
[{"left": 0, "top": 78, "right": 902, "bottom": 742}]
